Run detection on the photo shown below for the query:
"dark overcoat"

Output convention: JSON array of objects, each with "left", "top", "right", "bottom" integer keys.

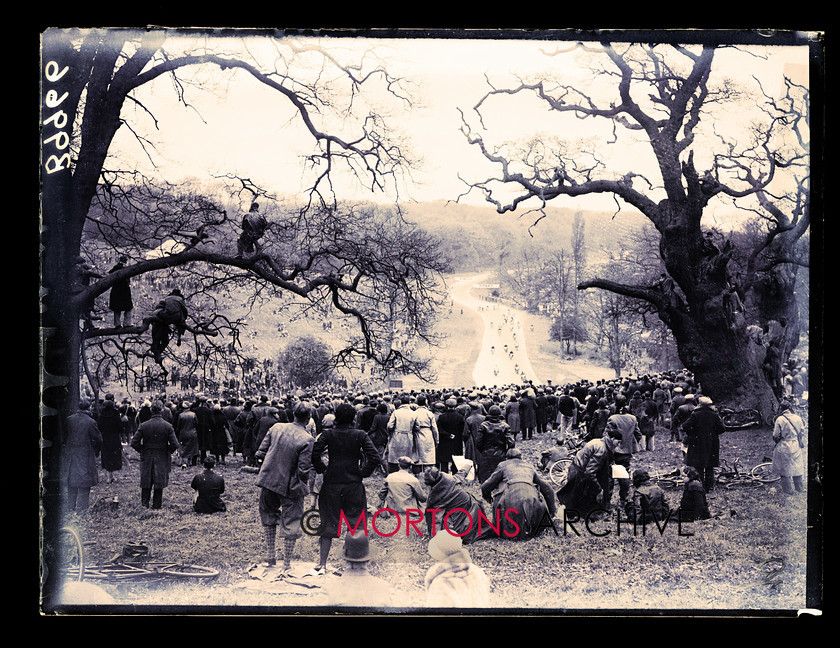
[
  {"left": 96, "top": 401, "right": 123, "bottom": 472},
  {"left": 63, "top": 410, "right": 103, "bottom": 489},
  {"left": 107, "top": 262, "right": 133, "bottom": 312},
  {"left": 681, "top": 405, "right": 726, "bottom": 469},
  {"left": 130, "top": 414, "right": 180, "bottom": 488}
]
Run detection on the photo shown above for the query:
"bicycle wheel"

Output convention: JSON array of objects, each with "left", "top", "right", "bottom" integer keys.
[
  {"left": 158, "top": 563, "right": 220, "bottom": 579},
  {"left": 59, "top": 526, "right": 85, "bottom": 582},
  {"left": 84, "top": 563, "right": 152, "bottom": 581},
  {"left": 751, "top": 462, "right": 781, "bottom": 484},
  {"left": 549, "top": 458, "right": 573, "bottom": 488},
  {"left": 725, "top": 477, "right": 765, "bottom": 490}
]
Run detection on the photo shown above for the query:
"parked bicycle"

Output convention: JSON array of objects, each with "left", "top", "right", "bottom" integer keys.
[
  {"left": 544, "top": 429, "right": 586, "bottom": 488},
  {"left": 719, "top": 408, "right": 763, "bottom": 431}
]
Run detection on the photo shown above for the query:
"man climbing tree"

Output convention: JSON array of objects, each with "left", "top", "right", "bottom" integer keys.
[
  {"left": 236, "top": 202, "right": 268, "bottom": 258},
  {"left": 145, "top": 288, "right": 189, "bottom": 365}
]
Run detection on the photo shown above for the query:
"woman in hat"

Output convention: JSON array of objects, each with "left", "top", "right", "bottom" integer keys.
[
  {"left": 424, "top": 531, "right": 490, "bottom": 607},
  {"left": 96, "top": 393, "right": 123, "bottom": 482},
  {"left": 436, "top": 398, "right": 465, "bottom": 474},
  {"left": 504, "top": 394, "right": 521, "bottom": 441}
]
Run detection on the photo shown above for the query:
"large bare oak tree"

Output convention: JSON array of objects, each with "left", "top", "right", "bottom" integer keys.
[{"left": 457, "top": 37, "right": 815, "bottom": 421}]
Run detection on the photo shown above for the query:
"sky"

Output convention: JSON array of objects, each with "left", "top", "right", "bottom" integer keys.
[{"left": 108, "top": 31, "right": 813, "bottom": 216}]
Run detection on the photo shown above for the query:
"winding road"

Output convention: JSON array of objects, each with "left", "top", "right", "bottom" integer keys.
[{"left": 449, "top": 272, "right": 541, "bottom": 386}]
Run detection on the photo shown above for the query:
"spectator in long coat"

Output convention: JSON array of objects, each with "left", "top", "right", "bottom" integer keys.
[
  {"left": 385, "top": 398, "right": 420, "bottom": 472},
  {"left": 192, "top": 397, "right": 213, "bottom": 461},
  {"left": 63, "top": 400, "right": 103, "bottom": 513},
  {"left": 772, "top": 402, "right": 806, "bottom": 495},
  {"left": 130, "top": 401, "right": 181, "bottom": 509},
  {"left": 209, "top": 403, "right": 231, "bottom": 463},
  {"left": 366, "top": 403, "right": 391, "bottom": 474},
  {"left": 681, "top": 396, "right": 726, "bottom": 492},
  {"left": 504, "top": 395, "right": 521, "bottom": 440},
  {"left": 535, "top": 390, "right": 549, "bottom": 436},
  {"left": 436, "top": 398, "right": 465, "bottom": 474},
  {"left": 463, "top": 402, "right": 485, "bottom": 466},
  {"left": 518, "top": 390, "right": 537, "bottom": 440},
  {"left": 412, "top": 395, "right": 439, "bottom": 471},
  {"left": 107, "top": 256, "right": 133, "bottom": 327},
  {"left": 96, "top": 393, "right": 123, "bottom": 482},
  {"left": 222, "top": 399, "right": 242, "bottom": 456},
  {"left": 176, "top": 403, "right": 200, "bottom": 466}
]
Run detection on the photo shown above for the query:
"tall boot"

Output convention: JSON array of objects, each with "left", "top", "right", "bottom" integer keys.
[
  {"left": 141, "top": 488, "right": 151, "bottom": 508},
  {"left": 151, "top": 488, "right": 163, "bottom": 509}
]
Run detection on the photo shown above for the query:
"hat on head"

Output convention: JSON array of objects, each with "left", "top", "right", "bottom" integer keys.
[
  {"left": 341, "top": 531, "right": 371, "bottom": 563},
  {"left": 428, "top": 531, "right": 465, "bottom": 562},
  {"left": 673, "top": 387, "right": 683, "bottom": 393},
  {"left": 632, "top": 469, "right": 650, "bottom": 486},
  {"left": 697, "top": 396, "right": 713, "bottom": 407}
]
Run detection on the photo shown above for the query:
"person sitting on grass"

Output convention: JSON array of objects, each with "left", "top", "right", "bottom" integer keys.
[
  {"left": 191, "top": 456, "right": 227, "bottom": 514},
  {"left": 624, "top": 469, "right": 669, "bottom": 525},
  {"left": 677, "top": 466, "right": 711, "bottom": 522}
]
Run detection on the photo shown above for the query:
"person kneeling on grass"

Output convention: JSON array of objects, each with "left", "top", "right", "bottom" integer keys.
[{"left": 191, "top": 456, "right": 227, "bottom": 514}]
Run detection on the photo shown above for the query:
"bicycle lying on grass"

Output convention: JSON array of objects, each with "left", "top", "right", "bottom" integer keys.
[
  {"left": 715, "top": 457, "right": 780, "bottom": 489},
  {"left": 60, "top": 540, "right": 220, "bottom": 582}
]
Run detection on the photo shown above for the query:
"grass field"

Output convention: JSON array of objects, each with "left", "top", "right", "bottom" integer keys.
[{"left": 52, "top": 420, "right": 812, "bottom": 613}]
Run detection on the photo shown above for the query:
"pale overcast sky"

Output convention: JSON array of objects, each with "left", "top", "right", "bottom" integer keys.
[{"left": 108, "top": 32, "right": 812, "bottom": 214}]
